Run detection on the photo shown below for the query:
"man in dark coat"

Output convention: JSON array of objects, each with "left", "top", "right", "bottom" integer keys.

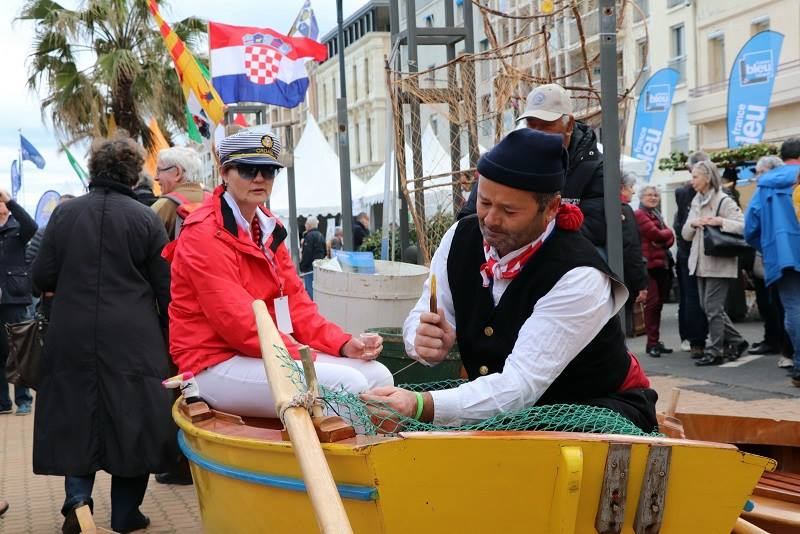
[
  {"left": 32, "top": 134, "right": 175, "bottom": 534},
  {"left": 300, "top": 218, "right": 327, "bottom": 299},
  {"left": 133, "top": 172, "right": 158, "bottom": 206},
  {"left": 353, "top": 212, "right": 370, "bottom": 250},
  {"left": 0, "top": 189, "right": 37, "bottom": 416},
  {"left": 458, "top": 84, "right": 607, "bottom": 248}
]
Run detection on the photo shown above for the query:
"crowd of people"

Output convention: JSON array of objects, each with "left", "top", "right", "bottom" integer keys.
[{"left": 2, "top": 81, "right": 799, "bottom": 531}]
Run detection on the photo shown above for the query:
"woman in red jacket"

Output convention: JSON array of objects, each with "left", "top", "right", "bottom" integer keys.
[
  {"left": 635, "top": 186, "right": 676, "bottom": 358},
  {"left": 165, "top": 130, "right": 392, "bottom": 417}
]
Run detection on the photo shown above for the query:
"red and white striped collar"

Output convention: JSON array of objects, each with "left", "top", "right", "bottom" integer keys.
[{"left": 479, "top": 219, "right": 556, "bottom": 287}]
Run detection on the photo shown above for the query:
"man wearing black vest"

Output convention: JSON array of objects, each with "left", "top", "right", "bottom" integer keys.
[{"left": 362, "top": 129, "right": 657, "bottom": 432}]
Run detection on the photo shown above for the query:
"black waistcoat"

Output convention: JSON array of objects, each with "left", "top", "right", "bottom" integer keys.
[{"left": 447, "top": 216, "right": 630, "bottom": 405}]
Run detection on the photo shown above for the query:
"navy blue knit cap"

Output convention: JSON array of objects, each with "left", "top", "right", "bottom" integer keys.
[{"left": 477, "top": 128, "right": 568, "bottom": 192}]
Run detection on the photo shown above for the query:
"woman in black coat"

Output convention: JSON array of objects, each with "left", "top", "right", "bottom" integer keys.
[{"left": 32, "top": 134, "right": 175, "bottom": 534}]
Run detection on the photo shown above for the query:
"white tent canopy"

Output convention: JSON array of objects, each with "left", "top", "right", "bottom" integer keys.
[
  {"left": 357, "top": 125, "right": 481, "bottom": 216},
  {"left": 270, "top": 114, "right": 364, "bottom": 218},
  {"left": 597, "top": 143, "right": 650, "bottom": 179}
]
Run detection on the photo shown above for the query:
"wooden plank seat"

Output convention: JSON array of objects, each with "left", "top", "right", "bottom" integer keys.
[{"left": 740, "top": 471, "right": 800, "bottom": 533}]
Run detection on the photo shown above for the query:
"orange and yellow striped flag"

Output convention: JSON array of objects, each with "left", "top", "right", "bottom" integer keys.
[{"left": 148, "top": 0, "right": 225, "bottom": 128}]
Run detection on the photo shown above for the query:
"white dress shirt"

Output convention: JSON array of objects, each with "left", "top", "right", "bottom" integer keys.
[
  {"left": 223, "top": 191, "right": 277, "bottom": 249},
  {"left": 402, "top": 221, "right": 629, "bottom": 427}
]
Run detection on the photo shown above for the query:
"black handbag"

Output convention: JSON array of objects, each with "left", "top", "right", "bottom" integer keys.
[
  {"left": 703, "top": 197, "right": 751, "bottom": 257},
  {"left": 5, "top": 314, "right": 47, "bottom": 389}
]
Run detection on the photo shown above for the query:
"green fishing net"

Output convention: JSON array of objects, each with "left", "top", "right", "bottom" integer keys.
[{"left": 277, "top": 347, "right": 658, "bottom": 437}]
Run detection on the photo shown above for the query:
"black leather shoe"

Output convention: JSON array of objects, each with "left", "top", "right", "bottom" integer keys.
[
  {"left": 695, "top": 354, "right": 723, "bottom": 366},
  {"left": 690, "top": 346, "right": 705, "bottom": 359},
  {"left": 155, "top": 470, "right": 193, "bottom": 486},
  {"left": 727, "top": 340, "right": 749, "bottom": 360},
  {"left": 655, "top": 342, "right": 673, "bottom": 354},
  {"left": 114, "top": 511, "right": 150, "bottom": 533},
  {"left": 62, "top": 501, "right": 92, "bottom": 534},
  {"left": 748, "top": 343, "right": 778, "bottom": 355},
  {"left": 646, "top": 346, "right": 661, "bottom": 358}
]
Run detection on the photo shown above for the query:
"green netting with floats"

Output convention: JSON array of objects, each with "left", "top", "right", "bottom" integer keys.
[{"left": 276, "top": 350, "right": 658, "bottom": 438}]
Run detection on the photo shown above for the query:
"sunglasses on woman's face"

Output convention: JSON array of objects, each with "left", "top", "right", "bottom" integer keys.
[{"left": 232, "top": 164, "right": 278, "bottom": 180}]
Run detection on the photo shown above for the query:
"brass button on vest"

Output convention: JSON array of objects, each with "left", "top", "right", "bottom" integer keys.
[
  {"left": 479, "top": 365, "right": 489, "bottom": 376},
  {"left": 484, "top": 326, "right": 494, "bottom": 337}
]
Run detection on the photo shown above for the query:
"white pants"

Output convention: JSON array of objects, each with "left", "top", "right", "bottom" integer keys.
[{"left": 196, "top": 354, "right": 393, "bottom": 418}]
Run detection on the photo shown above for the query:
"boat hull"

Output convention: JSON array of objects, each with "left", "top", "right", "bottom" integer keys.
[{"left": 175, "top": 404, "right": 775, "bottom": 533}]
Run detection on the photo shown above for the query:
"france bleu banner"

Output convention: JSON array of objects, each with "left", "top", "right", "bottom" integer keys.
[
  {"left": 10, "top": 160, "right": 20, "bottom": 199},
  {"left": 34, "top": 190, "right": 61, "bottom": 227},
  {"left": 727, "top": 30, "right": 784, "bottom": 148},
  {"left": 631, "top": 68, "right": 680, "bottom": 182}
]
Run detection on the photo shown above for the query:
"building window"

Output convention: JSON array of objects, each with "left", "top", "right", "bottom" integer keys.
[
  {"left": 366, "top": 118, "right": 373, "bottom": 162},
  {"left": 636, "top": 38, "right": 649, "bottom": 72},
  {"left": 479, "top": 39, "right": 490, "bottom": 81},
  {"left": 352, "top": 64, "right": 358, "bottom": 100},
  {"left": 634, "top": 0, "right": 649, "bottom": 23},
  {"left": 354, "top": 122, "right": 361, "bottom": 164},
  {"left": 708, "top": 33, "right": 725, "bottom": 84},
  {"left": 670, "top": 24, "right": 686, "bottom": 83},
  {"left": 364, "top": 58, "right": 370, "bottom": 96},
  {"left": 751, "top": 16, "right": 770, "bottom": 35}
]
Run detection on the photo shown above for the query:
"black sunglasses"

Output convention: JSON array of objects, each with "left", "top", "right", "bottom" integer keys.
[{"left": 229, "top": 164, "right": 278, "bottom": 180}]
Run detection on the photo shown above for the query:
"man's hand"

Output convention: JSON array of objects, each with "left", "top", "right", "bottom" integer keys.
[
  {"left": 360, "top": 386, "right": 418, "bottom": 433},
  {"left": 0, "top": 189, "right": 11, "bottom": 203},
  {"left": 414, "top": 307, "right": 455, "bottom": 365},
  {"left": 635, "top": 289, "right": 648, "bottom": 304}
]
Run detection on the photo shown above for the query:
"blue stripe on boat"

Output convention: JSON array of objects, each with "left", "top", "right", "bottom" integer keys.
[{"left": 177, "top": 431, "right": 378, "bottom": 501}]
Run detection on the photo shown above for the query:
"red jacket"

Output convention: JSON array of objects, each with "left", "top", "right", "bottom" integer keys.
[
  {"left": 635, "top": 207, "right": 675, "bottom": 270},
  {"left": 163, "top": 186, "right": 351, "bottom": 375}
]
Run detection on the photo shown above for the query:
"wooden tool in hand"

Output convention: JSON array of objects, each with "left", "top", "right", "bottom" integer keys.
[
  {"left": 252, "top": 300, "right": 353, "bottom": 534},
  {"left": 429, "top": 274, "right": 438, "bottom": 314},
  {"left": 393, "top": 274, "right": 439, "bottom": 379}
]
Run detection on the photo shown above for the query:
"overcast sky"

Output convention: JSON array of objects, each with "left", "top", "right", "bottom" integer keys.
[{"left": 1, "top": 0, "right": 368, "bottom": 214}]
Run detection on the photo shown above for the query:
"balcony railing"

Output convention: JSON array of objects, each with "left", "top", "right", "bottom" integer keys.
[
  {"left": 671, "top": 134, "right": 690, "bottom": 154},
  {"left": 689, "top": 58, "right": 800, "bottom": 97},
  {"left": 567, "top": 9, "right": 599, "bottom": 47},
  {"left": 668, "top": 56, "right": 687, "bottom": 84}
]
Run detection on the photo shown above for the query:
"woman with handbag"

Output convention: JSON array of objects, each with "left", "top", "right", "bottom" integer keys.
[
  {"left": 682, "top": 160, "right": 749, "bottom": 366},
  {"left": 31, "top": 133, "right": 174, "bottom": 533},
  {"left": 635, "top": 186, "right": 675, "bottom": 357}
]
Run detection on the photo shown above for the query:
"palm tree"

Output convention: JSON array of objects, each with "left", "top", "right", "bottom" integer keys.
[{"left": 19, "top": 0, "right": 206, "bottom": 150}]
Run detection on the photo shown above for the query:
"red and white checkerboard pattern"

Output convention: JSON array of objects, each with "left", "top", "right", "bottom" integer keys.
[{"left": 244, "top": 45, "right": 282, "bottom": 85}]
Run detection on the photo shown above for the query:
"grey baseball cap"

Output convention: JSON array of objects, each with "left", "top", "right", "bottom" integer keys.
[{"left": 517, "top": 84, "right": 574, "bottom": 122}]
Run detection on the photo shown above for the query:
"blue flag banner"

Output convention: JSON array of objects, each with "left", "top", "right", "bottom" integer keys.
[
  {"left": 290, "top": 1, "right": 319, "bottom": 41},
  {"left": 34, "top": 190, "right": 61, "bottom": 227},
  {"left": 631, "top": 68, "right": 680, "bottom": 182},
  {"left": 727, "top": 30, "right": 784, "bottom": 148},
  {"left": 10, "top": 160, "right": 20, "bottom": 199},
  {"left": 20, "top": 134, "right": 46, "bottom": 169}
]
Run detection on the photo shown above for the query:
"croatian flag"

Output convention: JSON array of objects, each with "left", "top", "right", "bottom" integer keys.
[{"left": 209, "top": 23, "right": 327, "bottom": 109}]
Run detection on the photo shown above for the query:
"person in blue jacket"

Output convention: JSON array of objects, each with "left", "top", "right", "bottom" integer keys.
[{"left": 744, "top": 137, "right": 800, "bottom": 387}]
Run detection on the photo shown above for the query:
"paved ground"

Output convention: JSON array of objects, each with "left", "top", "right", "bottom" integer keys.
[{"left": 1, "top": 304, "right": 797, "bottom": 532}]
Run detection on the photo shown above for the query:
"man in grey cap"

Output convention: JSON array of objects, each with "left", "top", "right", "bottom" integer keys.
[{"left": 459, "top": 83, "right": 608, "bottom": 248}]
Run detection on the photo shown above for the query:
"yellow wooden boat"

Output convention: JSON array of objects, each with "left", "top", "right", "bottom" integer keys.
[{"left": 174, "top": 400, "right": 775, "bottom": 534}]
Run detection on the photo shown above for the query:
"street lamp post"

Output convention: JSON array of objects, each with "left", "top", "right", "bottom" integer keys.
[{"left": 336, "top": 0, "right": 354, "bottom": 250}]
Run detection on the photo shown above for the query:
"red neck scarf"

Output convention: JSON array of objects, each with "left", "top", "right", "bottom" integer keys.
[{"left": 479, "top": 203, "right": 584, "bottom": 287}]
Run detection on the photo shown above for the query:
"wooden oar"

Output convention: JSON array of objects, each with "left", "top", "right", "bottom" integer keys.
[{"left": 252, "top": 300, "right": 353, "bottom": 534}]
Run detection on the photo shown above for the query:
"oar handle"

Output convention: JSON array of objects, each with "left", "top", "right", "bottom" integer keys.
[{"left": 252, "top": 300, "right": 353, "bottom": 534}]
